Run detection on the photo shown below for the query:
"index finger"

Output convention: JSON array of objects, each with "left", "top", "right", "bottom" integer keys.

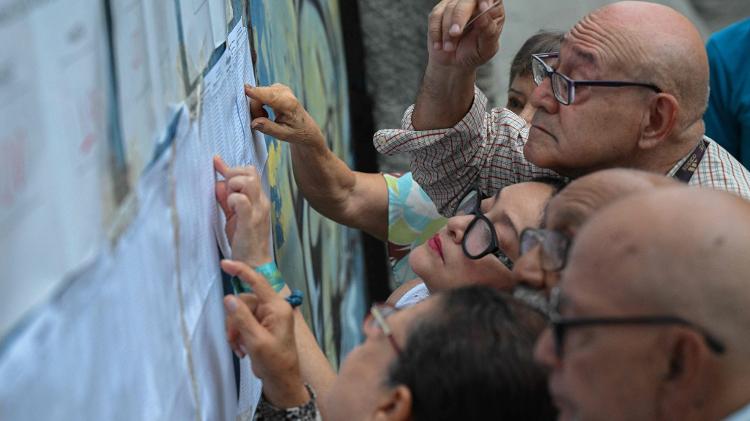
[
  {"left": 214, "top": 155, "right": 231, "bottom": 178},
  {"left": 245, "top": 84, "right": 295, "bottom": 113},
  {"left": 221, "top": 259, "right": 277, "bottom": 301},
  {"left": 214, "top": 155, "right": 256, "bottom": 179}
]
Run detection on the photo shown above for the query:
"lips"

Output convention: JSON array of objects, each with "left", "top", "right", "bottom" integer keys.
[
  {"left": 427, "top": 235, "right": 444, "bottom": 262},
  {"left": 530, "top": 124, "right": 557, "bottom": 141}
]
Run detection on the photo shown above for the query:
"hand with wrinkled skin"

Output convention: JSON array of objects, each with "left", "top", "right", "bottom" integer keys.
[
  {"left": 428, "top": 0, "right": 505, "bottom": 70},
  {"left": 243, "top": 82, "right": 390, "bottom": 241},
  {"left": 244, "top": 83, "right": 327, "bottom": 153},
  {"left": 222, "top": 259, "right": 310, "bottom": 408},
  {"left": 214, "top": 156, "right": 272, "bottom": 268}
]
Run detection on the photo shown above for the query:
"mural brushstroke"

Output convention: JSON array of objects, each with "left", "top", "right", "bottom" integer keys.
[{"left": 248, "top": 0, "right": 365, "bottom": 367}]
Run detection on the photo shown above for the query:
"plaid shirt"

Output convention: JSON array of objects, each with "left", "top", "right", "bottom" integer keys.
[{"left": 373, "top": 87, "right": 750, "bottom": 215}]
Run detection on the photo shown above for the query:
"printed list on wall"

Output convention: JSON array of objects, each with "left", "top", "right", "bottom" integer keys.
[{"left": 0, "top": 0, "right": 365, "bottom": 419}]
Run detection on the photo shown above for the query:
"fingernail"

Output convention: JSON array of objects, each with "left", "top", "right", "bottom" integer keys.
[
  {"left": 225, "top": 296, "right": 238, "bottom": 313},
  {"left": 450, "top": 24, "right": 461, "bottom": 35},
  {"left": 240, "top": 345, "right": 248, "bottom": 356},
  {"left": 233, "top": 349, "right": 243, "bottom": 359},
  {"left": 444, "top": 41, "right": 454, "bottom": 51},
  {"left": 480, "top": 1, "right": 490, "bottom": 11},
  {"left": 252, "top": 121, "right": 262, "bottom": 129},
  {"left": 433, "top": 41, "right": 442, "bottom": 50}
]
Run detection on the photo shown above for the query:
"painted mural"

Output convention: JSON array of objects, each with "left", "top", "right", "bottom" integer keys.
[{"left": 247, "top": 0, "right": 366, "bottom": 367}]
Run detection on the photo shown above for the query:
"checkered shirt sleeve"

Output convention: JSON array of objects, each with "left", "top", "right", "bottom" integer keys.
[
  {"left": 373, "top": 86, "right": 557, "bottom": 215},
  {"left": 670, "top": 136, "right": 750, "bottom": 200}
]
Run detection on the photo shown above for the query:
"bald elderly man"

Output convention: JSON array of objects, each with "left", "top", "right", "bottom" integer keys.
[
  {"left": 534, "top": 187, "right": 750, "bottom": 420},
  {"left": 513, "top": 168, "right": 679, "bottom": 292},
  {"left": 373, "top": 0, "right": 750, "bottom": 215}
]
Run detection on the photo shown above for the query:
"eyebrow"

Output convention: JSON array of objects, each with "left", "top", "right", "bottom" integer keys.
[
  {"left": 508, "top": 88, "right": 526, "bottom": 99},
  {"left": 499, "top": 211, "right": 519, "bottom": 241}
]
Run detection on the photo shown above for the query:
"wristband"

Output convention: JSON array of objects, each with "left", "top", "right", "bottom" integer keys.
[
  {"left": 254, "top": 261, "right": 286, "bottom": 293},
  {"left": 229, "top": 262, "right": 287, "bottom": 294}
]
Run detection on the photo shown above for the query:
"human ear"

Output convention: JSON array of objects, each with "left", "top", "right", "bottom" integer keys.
[
  {"left": 659, "top": 330, "right": 710, "bottom": 415},
  {"left": 638, "top": 93, "right": 679, "bottom": 150},
  {"left": 373, "top": 385, "right": 413, "bottom": 421}
]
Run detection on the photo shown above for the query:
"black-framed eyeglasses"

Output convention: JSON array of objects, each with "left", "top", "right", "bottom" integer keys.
[
  {"left": 519, "top": 228, "right": 571, "bottom": 271},
  {"left": 364, "top": 303, "right": 402, "bottom": 355},
  {"left": 531, "top": 52, "right": 662, "bottom": 106},
  {"left": 453, "top": 186, "right": 514, "bottom": 270},
  {"left": 548, "top": 287, "right": 726, "bottom": 358}
]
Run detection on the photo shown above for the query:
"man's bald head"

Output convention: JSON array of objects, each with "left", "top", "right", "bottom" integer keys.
[
  {"left": 569, "top": 187, "right": 750, "bottom": 358},
  {"left": 544, "top": 168, "right": 678, "bottom": 234},
  {"left": 568, "top": 1, "right": 709, "bottom": 127}
]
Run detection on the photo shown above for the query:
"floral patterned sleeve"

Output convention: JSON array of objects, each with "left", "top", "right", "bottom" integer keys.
[
  {"left": 384, "top": 172, "right": 446, "bottom": 285},
  {"left": 254, "top": 384, "right": 321, "bottom": 421}
]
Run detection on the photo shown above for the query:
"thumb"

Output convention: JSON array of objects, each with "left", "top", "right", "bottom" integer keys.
[{"left": 251, "top": 117, "right": 298, "bottom": 143}]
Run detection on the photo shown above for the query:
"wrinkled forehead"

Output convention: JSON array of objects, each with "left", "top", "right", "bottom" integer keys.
[{"left": 560, "top": 12, "right": 637, "bottom": 78}]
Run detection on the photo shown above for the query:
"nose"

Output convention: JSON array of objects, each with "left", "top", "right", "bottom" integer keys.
[
  {"left": 512, "top": 246, "right": 546, "bottom": 289},
  {"left": 529, "top": 77, "right": 559, "bottom": 115},
  {"left": 445, "top": 214, "right": 473, "bottom": 243},
  {"left": 534, "top": 327, "right": 561, "bottom": 369}
]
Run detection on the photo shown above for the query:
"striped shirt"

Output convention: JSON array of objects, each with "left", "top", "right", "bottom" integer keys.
[{"left": 373, "top": 87, "right": 750, "bottom": 215}]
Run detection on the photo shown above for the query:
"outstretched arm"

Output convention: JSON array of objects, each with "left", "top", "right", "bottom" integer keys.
[
  {"left": 245, "top": 84, "right": 387, "bottom": 241},
  {"left": 412, "top": 0, "right": 505, "bottom": 130}
]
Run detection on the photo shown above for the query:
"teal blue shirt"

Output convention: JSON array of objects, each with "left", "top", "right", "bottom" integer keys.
[{"left": 705, "top": 18, "right": 750, "bottom": 168}]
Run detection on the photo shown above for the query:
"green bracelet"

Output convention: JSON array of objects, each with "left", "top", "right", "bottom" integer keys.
[
  {"left": 229, "top": 262, "right": 287, "bottom": 294},
  {"left": 254, "top": 261, "right": 287, "bottom": 293}
]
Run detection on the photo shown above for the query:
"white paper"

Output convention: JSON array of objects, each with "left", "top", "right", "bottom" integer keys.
[
  {"left": 0, "top": 0, "right": 111, "bottom": 339},
  {"left": 202, "top": 22, "right": 270, "bottom": 259},
  {"left": 0, "top": 147, "right": 195, "bottom": 420},
  {"left": 173, "top": 104, "right": 253, "bottom": 420},
  {"left": 142, "top": 0, "right": 185, "bottom": 131},
  {"left": 178, "top": 0, "right": 215, "bottom": 84},
  {"left": 111, "top": 0, "right": 159, "bottom": 187},
  {"left": 209, "top": 0, "right": 227, "bottom": 48},
  {"left": 227, "top": 22, "right": 269, "bottom": 180},
  {"left": 172, "top": 105, "right": 220, "bottom": 331}
]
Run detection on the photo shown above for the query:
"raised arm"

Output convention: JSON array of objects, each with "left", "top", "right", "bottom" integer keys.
[
  {"left": 245, "top": 84, "right": 387, "bottom": 241},
  {"left": 412, "top": 0, "right": 505, "bottom": 130}
]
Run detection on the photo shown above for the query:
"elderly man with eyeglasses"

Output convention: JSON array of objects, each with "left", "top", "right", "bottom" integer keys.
[
  {"left": 513, "top": 168, "right": 679, "bottom": 292},
  {"left": 533, "top": 187, "right": 750, "bottom": 421},
  {"left": 373, "top": 0, "right": 750, "bottom": 216}
]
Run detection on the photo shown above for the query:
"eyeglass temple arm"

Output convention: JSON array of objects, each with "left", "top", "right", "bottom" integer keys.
[{"left": 555, "top": 316, "right": 725, "bottom": 354}]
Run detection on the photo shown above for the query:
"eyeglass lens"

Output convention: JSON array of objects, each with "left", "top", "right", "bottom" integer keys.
[
  {"left": 464, "top": 218, "right": 494, "bottom": 257},
  {"left": 532, "top": 55, "right": 571, "bottom": 105},
  {"left": 520, "top": 229, "right": 569, "bottom": 271}
]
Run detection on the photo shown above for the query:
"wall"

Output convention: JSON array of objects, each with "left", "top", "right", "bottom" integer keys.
[
  {"left": 248, "top": 0, "right": 365, "bottom": 367},
  {"left": 0, "top": 0, "right": 364, "bottom": 418}
]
